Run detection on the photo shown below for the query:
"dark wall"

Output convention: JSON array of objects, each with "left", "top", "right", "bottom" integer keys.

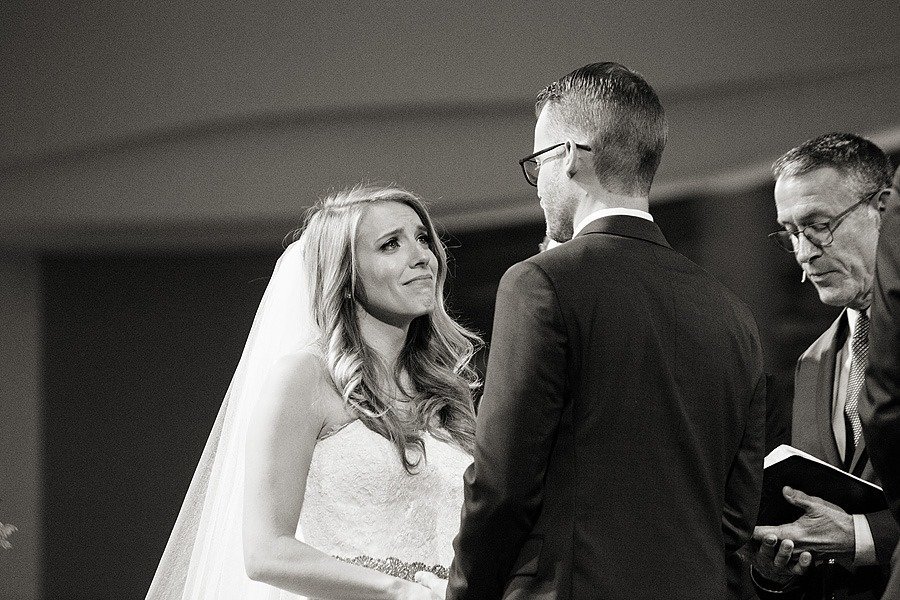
[{"left": 42, "top": 253, "right": 277, "bottom": 599}]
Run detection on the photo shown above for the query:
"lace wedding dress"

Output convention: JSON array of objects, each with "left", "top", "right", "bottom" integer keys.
[
  {"left": 242, "top": 421, "right": 471, "bottom": 600},
  {"left": 302, "top": 420, "right": 471, "bottom": 579}
]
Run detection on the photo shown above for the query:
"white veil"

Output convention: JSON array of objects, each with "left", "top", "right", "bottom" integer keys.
[{"left": 147, "top": 239, "right": 317, "bottom": 600}]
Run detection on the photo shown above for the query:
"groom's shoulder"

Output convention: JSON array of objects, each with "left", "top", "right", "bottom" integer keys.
[
  {"left": 492, "top": 251, "right": 561, "bottom": 297},
  {"left": 519, "top": 242, "right": 572, "bottom": 273},
  {"left": 497, "top": 242, "right": 583, "bottom": 290},
  {"left": 525, "top": 235, "right": 600, "bottom": 272}
]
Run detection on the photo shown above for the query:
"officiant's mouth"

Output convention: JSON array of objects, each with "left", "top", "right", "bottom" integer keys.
[{"left": 807, "top": 270, "right": 836, "bottom": 281}]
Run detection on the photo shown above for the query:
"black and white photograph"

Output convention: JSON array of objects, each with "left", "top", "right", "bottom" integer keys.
[{"left": 1, "top": 2, "right": 899, "bottom": 599}]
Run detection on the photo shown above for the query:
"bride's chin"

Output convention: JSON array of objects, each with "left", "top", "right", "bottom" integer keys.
[
  {"left": 409, "top": 295, "right": 437, "bottom": 316},
  {"left": 423, "top": 298, "right": 437, "bottom": 312}
]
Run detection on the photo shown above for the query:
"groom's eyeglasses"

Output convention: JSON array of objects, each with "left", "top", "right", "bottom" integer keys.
[
  {"left": 767, "top": 189, "right": 881, "bottom": 253},
  {"left": 518, "top": 143, "right": 592, "bottom": 186}
]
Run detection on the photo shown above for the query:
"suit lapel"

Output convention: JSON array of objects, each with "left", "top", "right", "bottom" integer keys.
[{"left": 798, "top": 311, "right": 847, "bottom": 468}]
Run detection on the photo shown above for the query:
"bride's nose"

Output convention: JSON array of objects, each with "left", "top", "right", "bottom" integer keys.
[{"left": 409, "top": 244, "right": 432, "bottom": 268}]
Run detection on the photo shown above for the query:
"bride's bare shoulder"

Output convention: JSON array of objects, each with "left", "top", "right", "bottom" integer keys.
[
  {"left": 265, "top": 350, "right": 340, "bottom": 411},
  {"left": 250, "top": 351, "right": 342, "bottom": 452},
  {"left": 270, "top": 350, "right": 329, "bottom": 391},
  {"left": 272, "top": 348, "right": 328, "bottom": 381}
]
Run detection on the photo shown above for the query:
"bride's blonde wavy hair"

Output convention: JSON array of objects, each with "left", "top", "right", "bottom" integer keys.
[{"left": 289, "top": 184, "right": 482, "bottom": 472}]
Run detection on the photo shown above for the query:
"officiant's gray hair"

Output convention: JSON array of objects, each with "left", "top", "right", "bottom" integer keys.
[
  {"left": 772, "top": 133, "right": 893, "bottom": 200},
  {"left": 536, "top": 62, "right": 667, "bottom": 197},
  {"left": 289, "top": 183, "right": 481, "bottom": 472}
]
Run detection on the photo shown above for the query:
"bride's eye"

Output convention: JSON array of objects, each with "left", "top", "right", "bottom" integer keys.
[{"left": 381, "top": 238, "right": 400, "bottom": 251}]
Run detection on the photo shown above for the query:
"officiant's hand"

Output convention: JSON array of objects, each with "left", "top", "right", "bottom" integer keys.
[
  {"left": 414, "top": 571, "right": 447, "bottom": 599},
  {"left": 749, "top": 532, "right": 813, "bottom": 586},
  {"left": 753, "top": 486, "right": 855, "bottom": 558}
]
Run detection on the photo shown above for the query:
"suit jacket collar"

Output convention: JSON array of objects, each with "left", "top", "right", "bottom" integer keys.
[
  {"left": 575, "top": 215, "right": 672, "bottom": 250},
  {"left": 801, "top": 308, "right": 848, "bottom": 366}
]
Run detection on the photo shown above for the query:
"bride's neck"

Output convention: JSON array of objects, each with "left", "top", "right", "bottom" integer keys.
[{"left": 355, "top": 305, "right": 409, "bottom": 369}]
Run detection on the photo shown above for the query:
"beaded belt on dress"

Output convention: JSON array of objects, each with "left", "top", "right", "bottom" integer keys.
[{"left": 337, "top": 555, "right": 449, "bottom": 581}]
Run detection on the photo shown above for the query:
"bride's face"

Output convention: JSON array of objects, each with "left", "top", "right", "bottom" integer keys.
[{"left": 353, "top": 201, "right": 438, "bottom": 327}]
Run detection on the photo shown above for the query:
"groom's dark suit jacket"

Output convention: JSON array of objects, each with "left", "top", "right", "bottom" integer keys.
[{"left": 447, "top": 216, "right": 767, "bottom": 600}]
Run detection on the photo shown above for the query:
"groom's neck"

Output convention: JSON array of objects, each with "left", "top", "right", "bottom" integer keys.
[{"left": 572, "top": 189, "right": 650, "bottom": 227}]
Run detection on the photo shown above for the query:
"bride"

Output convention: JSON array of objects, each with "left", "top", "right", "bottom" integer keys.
[{"left": 146, "top": 184, "right": 481, "bottom": 599}]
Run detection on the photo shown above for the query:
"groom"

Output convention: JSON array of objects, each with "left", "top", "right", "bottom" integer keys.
[{"left": 444, "top": 63, "right": 767, "bottom": 599}]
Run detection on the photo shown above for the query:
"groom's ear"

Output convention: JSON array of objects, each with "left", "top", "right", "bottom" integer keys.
[{"left": 563, "top": 140, "right": 580, "bottom": 178}]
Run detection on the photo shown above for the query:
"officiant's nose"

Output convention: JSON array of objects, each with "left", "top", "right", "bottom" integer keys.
[{"left": 794, "top": 233, "right": 823, "bottom": 264}]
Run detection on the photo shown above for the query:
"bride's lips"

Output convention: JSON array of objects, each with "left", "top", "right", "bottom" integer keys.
[{"left": 403, "top": 274, "right": 433, "bottom": 285}]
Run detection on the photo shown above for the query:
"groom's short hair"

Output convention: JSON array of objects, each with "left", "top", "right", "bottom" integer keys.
[{"left": 536, "top": 62, "right": 667, "bottom": 197}]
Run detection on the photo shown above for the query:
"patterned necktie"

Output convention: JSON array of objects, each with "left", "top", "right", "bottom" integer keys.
[{"left": 844, "top": 310, "right": 870, "bottom": 449}]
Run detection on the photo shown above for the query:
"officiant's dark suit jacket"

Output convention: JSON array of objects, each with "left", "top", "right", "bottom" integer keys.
[
  {"left": 447, "top": 215, "right": 767, "bottom": 600},
  {"left": 755, "top": 311, "right": 900, "bottom": 599},
  {"left": 862, "top": 192, "right": 900, "bottom": 598}
]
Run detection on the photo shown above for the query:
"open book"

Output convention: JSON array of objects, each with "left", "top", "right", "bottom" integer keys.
[{"left": 757, "top": 444, "right": 886, "bottom": 526}]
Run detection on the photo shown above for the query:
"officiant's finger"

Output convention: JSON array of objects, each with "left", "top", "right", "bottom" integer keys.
[
  {"left": 753, "top": 526, "right": 788, "bottom": 545},
  {"left": 785, "top": 485, "right": 845, "bottom": 513},
  {"left": 754, "top": 533, "right": 779, "bottom": 560},
  {"left": 781, "top": 486, "right": 822, "bottom": 511},
  {"left": 772, "top": 539, "right": 795, "bottom": 568},
  {"left": 790, "top": 551, "right": 812, "bottom": 576}
]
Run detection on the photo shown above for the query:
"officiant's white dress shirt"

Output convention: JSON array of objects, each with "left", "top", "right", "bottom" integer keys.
[{"left": 832, "top": 308, "right": 877, "bottom": 566}]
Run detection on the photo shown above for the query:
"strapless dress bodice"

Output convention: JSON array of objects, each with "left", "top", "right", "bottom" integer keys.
[{"left": 298, "top": 420, "right": 471, "bottom": 571}]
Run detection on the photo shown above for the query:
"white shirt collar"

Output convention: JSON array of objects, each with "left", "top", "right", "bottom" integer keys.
[
  {"left": 573, "top": 207, "right": 653, "bottom": 238},
  {"left": 846, "top": 307, "right": 866, "bottom": 336}
]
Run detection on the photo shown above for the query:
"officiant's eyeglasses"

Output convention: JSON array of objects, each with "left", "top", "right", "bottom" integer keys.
[
  {"left": 518, "top": 143, "right": 592, "bottom": 186},
  {"left": 767, "top": 190, "right": 880, "bottom": 253}
]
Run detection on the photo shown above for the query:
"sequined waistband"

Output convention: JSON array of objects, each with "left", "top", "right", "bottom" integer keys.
[{"left": 336, "top": 555, "right": 449, "bottom": 581}]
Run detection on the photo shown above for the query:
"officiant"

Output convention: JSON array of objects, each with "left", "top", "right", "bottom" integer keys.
[{"left": 750, "top": 133, "right": 899, "bottom": 599}]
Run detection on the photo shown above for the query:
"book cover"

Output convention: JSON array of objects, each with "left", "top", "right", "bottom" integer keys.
[{"left": 757, "top": 444, "right": 887, "bottom": 526}]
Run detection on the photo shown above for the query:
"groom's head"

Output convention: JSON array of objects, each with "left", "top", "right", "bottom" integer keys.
[{"left": 532, "top": 62, "right": 667, "bottom": 241}]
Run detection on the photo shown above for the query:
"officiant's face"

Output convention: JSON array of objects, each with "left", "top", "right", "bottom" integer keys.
[
  {"left": 774, "top": 166, "right": 880, "bottom": 310},
  {"left": 534, "top": 105, "right": 577, "bottom": 242},
  {"left": 353, "top": 201, "right": 438, "bottom": 327}
]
